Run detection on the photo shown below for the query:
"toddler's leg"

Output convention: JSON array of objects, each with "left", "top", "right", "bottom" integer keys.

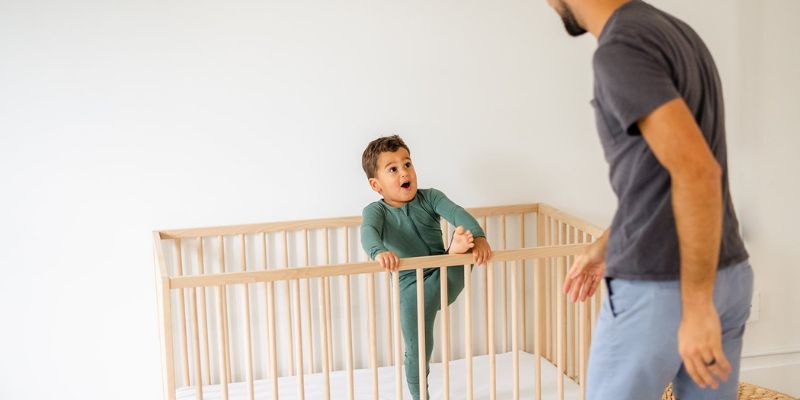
[{"left": 399, "top": 271, "right": 438, "bottom": 400}]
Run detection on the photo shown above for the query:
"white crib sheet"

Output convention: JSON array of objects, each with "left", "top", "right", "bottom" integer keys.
[{"left": 176, "top": 351, "right": 580, "bottom": 400}]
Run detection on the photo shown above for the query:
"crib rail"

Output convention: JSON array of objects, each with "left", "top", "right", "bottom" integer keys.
[{"left": 154, "top": 203, "right": 604, "bottom": 400}]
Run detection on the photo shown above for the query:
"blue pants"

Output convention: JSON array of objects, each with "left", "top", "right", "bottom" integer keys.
[{"left": 587, "top": 260, "right": 753, "bottom": 400}]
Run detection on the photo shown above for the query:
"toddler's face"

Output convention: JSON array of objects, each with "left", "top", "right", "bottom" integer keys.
[{"left": 369, "top": 148, "right": 417, "bottom": 207}]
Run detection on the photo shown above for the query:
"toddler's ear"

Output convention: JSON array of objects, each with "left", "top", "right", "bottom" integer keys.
[{"left": 369, "top": 178, "right": 382, "bottom": 194}]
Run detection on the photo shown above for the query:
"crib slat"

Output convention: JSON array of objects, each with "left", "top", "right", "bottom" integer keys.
[
  {"left": 487, "top": 260, "right": 496, "bottom": 400},
  {"left": 262, "top": 233, "right": 279, "bottom": 400},
  {"left": 392, "top": 270, "right": 403, "bottom": 400},
  {"left": 385, "top": 271, "right": 394, "bottom": 366},
  {"left": 368, "top": 272, "right": 379, "bottom": 400},
  {"left": 520, "top": 214, "right": 527, "bottom": 352},
  {"left": 197, "top": 238, "right": 211, "bottom": 386},
  {"left": 189, "top": 275, "right": 203, "bottom": 400},
  {"left": 557, "top": 255, "right": 566, "bottom": 400},
  {"left": 241, "top": 235, "right": 255, "bottom": 400},
  {"left": 317, "top": 228, "right": 331, "bottom": 400},
  {"left": 344, "top": 228, "right": 355, "bottom": 400},
  {"left": 501, "top": 215, "right": 508, "bottom": 353},
  {"left": 440, "top": 265, "right": 450, "bottom": 400},
  {"left": 218, "top": 237, "right": 231, "bottom": 384},
  {"left": 302, "top": 230, "right": 314, "bottom": 374},
  {"left": 416, "top": 268, "right": 427, "bottom": 400},
  {"left": 464, "top": 263, "right": 474, "bottom": 400},
  {"left": 544, "top": 217, "right": 552, "bottom": 362},
  {"left": 482, "top": 216, "right": 489, "bottom": 356},
  {"left": 216, "top": 284, "right": 229, "bottom": 400},
  {"left": 535, "top": 212, "right": 546, "bottom": 400},
  {"left": 294, "top": 277, "right": 306, "bottom": 400},
  {"left": 324, "top": 228, "right": 333, "bottom": 372},
  {"left": 579, "top": 300, "right": 590, "bottom": 400},
  {"left": 175, "top": 240, "right": 190, "bottom": 386},
  {"left": 568, "top": 228, "right": 577, "bottom": 379},
  {"left": 282, "top": 231, "right": 295, "bottom": 375},
  {"left": 512, "top": 260, "right": 520, "bottom": 400}
]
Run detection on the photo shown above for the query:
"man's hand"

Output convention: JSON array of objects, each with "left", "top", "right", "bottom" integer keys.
[
  {"left": 563, "top": 229, "right": 608, "bottom": 302},
  {"left": 678, "top": 304, "right": 732, "bottom": 389},
  {"left": 470, "top": 236, "right": 493, "bottom": 265},
  {"left": 375, "top": 251, "right": 400, "bottom": 272}
]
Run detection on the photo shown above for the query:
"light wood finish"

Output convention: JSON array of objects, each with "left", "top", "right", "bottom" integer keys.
[
  {"left": 218, "top": 236, "right": 232, "bottom": 384},
  {"left": 153, "top": 203, "right": 608, "bottom": 400},
  {"left": 385, "top": 272, "right": 394, "bottom": 366},
  {"left": 487, "top": 261, "right": 496, "bottom": 400},
  {"left": 175, "top": 240, "right": 190, "bottom": 386},
  {"left": 216, "top": 285, "right": 229, "bottom": 400},
  {"left": 501, "top": 215, "right": 508, "bottom": 354},
  {"left": 154, "top": 232, "right": 176, "bottom": 400},
  {"left": 302, "top": 230, "right": 314, "bottom": 374},
  {"left": 537, "top": 204, "right": 604, "bottom": 237},
  {"left": 158, "top": 204, "right": 539, "bottom": 239},
  {"left": 368, "top": 273, "right": 379, "bottom": 400},
  {"left": 440, "top": 265, "right": 450, "bottom": 400},
  {"left": 482, "top": 216, "right": 489, "bottom": 356},
  {"left": 282, "top": 231, "right": 295, "bottom": 376},
  {"left": 464, "top": 264, "right": 474, "bottom": 400},
  {"left": 343, "top": 228, "right": 355, "bottom": 400},
  {"left": 416, "top": 268, "right": 427, "bottom": 400},
  {"left": 189, "top": 282, "right": 203, "bottom": 400},
  {"left": 392, "top": 271, "right": 403, "bottom": 400},
  {"left": 520, "top": 214, "right": 527, "bottom": 352},
  {"left": 293, "top": 277, "right": 305, "bottom": 400},
  {"left": 323, "top": 228, "right": 333, "bottom": 372},
  {"left": 262, "top": 233, "right": 279, "bottom": 400},
  {"left": 315, "top": 230, "right": 331, "bottom": 400},
  {"left": 544, "top": 217, "right": 552, "bottom": 362},
  {"left": 535, "top": 213, "right": 546, "bottom": 400},
  {"left": 197, "top": 238, "right": 211, "bottom": 386},
  {"left": 511, "top": 260, "right": 519, "bottom": 400},
  {"left": 169, "top": 245, "right": 589, "bottom": 289},
  {"left": 240, "top": 235, "right": 255, "bottom": 400},
  {"left": 580, "top": 300, "right": 591, "bottom": 399},
  {"left": 557, "top": 255, "right": 566, "bottom": 400},
  {"left": 568, "top": 228, "right": 577, "bottom": 379}
]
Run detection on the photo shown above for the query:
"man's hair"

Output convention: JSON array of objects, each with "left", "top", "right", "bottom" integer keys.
[{"left": 362, "top": 135, "right": 410, "bottom": 179}]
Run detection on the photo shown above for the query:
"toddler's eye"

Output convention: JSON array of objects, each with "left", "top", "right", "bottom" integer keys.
[
  {"left": 405, "top": 162, "right": 412, "bottom": 168},
  {"left": 389, "top": 167, "right": 397, "bottom": 173}
]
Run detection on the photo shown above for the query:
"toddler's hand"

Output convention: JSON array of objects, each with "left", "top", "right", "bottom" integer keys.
[
  {"left": 448, "top": 226, "right": 475, "bottom": 255},
  {"left": 471, "top": 236, "right": 493, "bottom": 265},
  {"left": 375, "top": 251, "right": 400, "bottom": 272}
]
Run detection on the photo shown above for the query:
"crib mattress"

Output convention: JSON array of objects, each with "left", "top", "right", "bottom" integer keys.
[{"left": 176, "top": 351, "right": 580, "bottom": 400}]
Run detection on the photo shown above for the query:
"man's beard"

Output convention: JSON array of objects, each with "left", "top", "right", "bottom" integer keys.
[{"left": 558, "top": 0, "right": 587, "bottom": 37}]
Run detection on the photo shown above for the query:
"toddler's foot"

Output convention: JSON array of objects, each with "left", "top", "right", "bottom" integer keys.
[{"left": 448, "top": 226, "right": 475, "bottom": 254}]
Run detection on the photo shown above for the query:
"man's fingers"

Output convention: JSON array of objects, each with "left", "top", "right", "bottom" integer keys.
[{"left": 709, "top": 348, "right": 731, "bottom": 381}]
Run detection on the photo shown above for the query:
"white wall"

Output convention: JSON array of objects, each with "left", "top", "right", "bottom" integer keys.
[{"left": 0, "top": 0, "right": 796, "bottom": 398}]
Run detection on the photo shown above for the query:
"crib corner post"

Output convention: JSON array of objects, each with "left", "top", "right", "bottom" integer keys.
[{"left": 154, "top": 231, "right": 177, "bottom": 400}]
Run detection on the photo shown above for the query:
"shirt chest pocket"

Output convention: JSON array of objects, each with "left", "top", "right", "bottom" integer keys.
[{"left": 591, "top": 98, "right": 624, "bottom": 148}]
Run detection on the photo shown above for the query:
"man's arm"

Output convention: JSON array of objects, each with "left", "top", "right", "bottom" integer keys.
[{"left": 638, "top": 97, "right": 731, "bottom": 389}]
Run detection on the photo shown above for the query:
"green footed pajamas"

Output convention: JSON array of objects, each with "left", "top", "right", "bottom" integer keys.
[{"left": 360, "top": 188, "right": 484, "bottom": 400}]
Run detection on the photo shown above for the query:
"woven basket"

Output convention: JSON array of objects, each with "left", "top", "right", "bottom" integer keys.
[{"left": 661, "top": 383, "right": 797, "bottom": 399}]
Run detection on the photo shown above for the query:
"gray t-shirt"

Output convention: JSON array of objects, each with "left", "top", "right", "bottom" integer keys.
[{"left": 592, "top": 0, "right": 748, "bottom": 280}]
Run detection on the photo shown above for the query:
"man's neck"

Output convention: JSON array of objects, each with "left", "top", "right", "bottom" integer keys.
[{"left": 581, "top": 0, "right": 632, "bottom": 38}]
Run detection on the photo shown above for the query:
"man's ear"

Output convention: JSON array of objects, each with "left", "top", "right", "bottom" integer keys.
[{"left": 368, "top": 178, "right": 382, "bottom": 194}]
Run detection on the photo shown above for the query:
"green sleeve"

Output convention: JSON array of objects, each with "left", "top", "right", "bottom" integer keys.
[
  {"left": 360, "top": 203, "right": 389, "bottom": 260},
  {"left": 427, "top": 189, "right": 485, "bottom": 238}
]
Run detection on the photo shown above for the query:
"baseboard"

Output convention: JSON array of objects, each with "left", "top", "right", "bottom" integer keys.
[{"left": 740, "top": 347, "right": 800, "bottom": 397}]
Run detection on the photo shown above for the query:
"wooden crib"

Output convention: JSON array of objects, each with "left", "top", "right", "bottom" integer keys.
[{"left": 153, "top": 203, "right": 605, "bottom": 400}]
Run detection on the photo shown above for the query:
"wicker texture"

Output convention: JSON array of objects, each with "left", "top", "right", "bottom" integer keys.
[{"left": 661, "top": 383, "right": 797, "bottom": 400}]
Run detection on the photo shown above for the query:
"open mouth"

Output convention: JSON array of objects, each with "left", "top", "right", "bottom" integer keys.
[{"left": 401, "top": 181, "right": 411, "bottom": 189}]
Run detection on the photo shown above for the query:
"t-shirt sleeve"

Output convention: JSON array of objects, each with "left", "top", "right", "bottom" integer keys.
[
  {"left": 427, "top": 188, "right": 485, "bottom": 238},
  {"left": 360, "top": 204, "right": 388, "bottom": 260},
  {"left": 593, "top": 39, "right": 680, "bottom": 134}
]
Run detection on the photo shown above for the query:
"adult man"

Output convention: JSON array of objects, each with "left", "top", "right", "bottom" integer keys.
[{"left": 553, "top": 1, "right": 753, "bottom": 398}]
